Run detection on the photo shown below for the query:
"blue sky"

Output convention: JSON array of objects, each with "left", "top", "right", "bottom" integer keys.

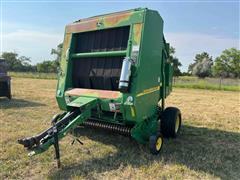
[{"left": 1, "top": 1, "right": 239, "bottom": 71}]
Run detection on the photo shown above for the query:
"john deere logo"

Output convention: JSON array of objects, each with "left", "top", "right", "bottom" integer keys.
[{"left": 97, "top": 21, "right": 103, "bottom": 27}]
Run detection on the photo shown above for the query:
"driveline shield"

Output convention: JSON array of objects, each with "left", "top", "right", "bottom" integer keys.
[{"left": 119, "top": 57, "right": 132, "bottom": 92}]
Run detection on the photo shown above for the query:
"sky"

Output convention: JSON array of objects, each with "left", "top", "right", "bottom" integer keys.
[{"left": 1, "top": 0, "right": 239, "bottom": 71}]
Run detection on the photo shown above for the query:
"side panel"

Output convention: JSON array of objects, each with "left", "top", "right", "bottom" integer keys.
[
  {"left": 134, "top": 10, "right": 164, "bottom": 120},
  {"left": 165, "top": 63, "right": 173, "bottom": 97},
  {"left": 56, "top": 32, "right": 73, "bottom": 110},
  {"left": 121, "top": 23, "right": 143, "bottom": 122}
]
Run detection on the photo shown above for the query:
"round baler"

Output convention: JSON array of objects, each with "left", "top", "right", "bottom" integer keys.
[{"left": 18, "top": 8, "right": 182, "bottom": 167}]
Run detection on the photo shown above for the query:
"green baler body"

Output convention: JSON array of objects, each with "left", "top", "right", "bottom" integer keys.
[{"left": 56, "top": 8, "right": 173, "bottom": 144}]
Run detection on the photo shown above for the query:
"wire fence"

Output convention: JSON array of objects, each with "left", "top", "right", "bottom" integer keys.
[
  {"left": 7, "top": 72, "right": 240, "bottom": 91},
  {"left": 173, "top": 76, "right": 240, "bottom": 91}
]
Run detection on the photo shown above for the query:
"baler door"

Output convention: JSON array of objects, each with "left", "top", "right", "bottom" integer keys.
[{"left": 72, "top": 26, "right": 130, "bottom": 91}]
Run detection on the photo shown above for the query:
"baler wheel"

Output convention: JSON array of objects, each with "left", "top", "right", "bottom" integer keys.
[
  {"left": 161, "top": 107, "right": 181, "bottom": 138},
  {"left": 149, "top": 133, "right": 163, "bottom": 155}
]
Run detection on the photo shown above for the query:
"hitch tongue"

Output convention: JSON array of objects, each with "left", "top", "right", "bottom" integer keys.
[
  {"left": 18, "top": 137, "right": 36, "bottom": 149},
  {"left": 18, "top": 97, "right": 97, "bottom": 167}
]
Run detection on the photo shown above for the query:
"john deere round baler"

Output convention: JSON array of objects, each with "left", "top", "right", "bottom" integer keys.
[{"left": 18, "top": 8, "right": 182, "bottom": 167}]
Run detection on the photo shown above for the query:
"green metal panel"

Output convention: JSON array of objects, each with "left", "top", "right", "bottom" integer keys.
[
  {"left": 65, "top": 8, "right": 145, "bottom": 34},
  {"left": 67, "top": 96, "right": 98, "bottom": 108},
  {"left": 56, "top": 33, "right": 74, "bottom": 111},
  {"left": 165, "top": 63, "right": 173, "bottom": 96},
  {"left": 132, "top": 9, "right": 164, "bottom": 120}
]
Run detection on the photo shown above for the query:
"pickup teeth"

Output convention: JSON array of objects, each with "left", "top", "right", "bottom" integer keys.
[{"left": 82, "top": 119, "right": 132, "bottom": 136}]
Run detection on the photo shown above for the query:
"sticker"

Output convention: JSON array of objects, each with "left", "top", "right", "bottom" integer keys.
[
  {"left": 65, "top": 96, "right": 71, "bottom": 104},
  {"left": 65, "top": 48, "right": 70, "bottom": 60},
  {"left": 109, "top": 103, "right": 120, "bottom": 112},
  {"left": 136, "top": 86, "right": 160, "bottom": 97},
  {"left": 131, "top": 45, "right": 140, "bottom": 63},
  {"left": 132, "top": 45, "right": 140, "bottom": 52},
  {"left": 130, "top": 106, "right": 136, "bottom": 117}
]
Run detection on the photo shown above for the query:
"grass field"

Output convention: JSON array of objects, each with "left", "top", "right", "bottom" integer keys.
[
  {"left": 9, "top": 72, "right": 240, "bottom": 91},
  {"left": 9, "top": 72, "right": 57, "bottom": 79},
  {"left": 0, "top": 78, "right": 240, "bottom": 179}
]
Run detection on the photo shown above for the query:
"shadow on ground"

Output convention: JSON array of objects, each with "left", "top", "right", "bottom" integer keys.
[
  {"left": 48, "top": 125, "right": 240, "bottom": 179},
  {"left": 0, "top": 98, "right": 45, "bottom": 109}
]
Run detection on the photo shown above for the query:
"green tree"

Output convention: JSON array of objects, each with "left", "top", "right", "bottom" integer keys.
[
  {"left": 169, "top": 47, "right": 182, "bottom": 76},
  {"left": 1, "top": 52, "right": 20, "bottom": 71},
  {"left": 36, "top": 43, "right": 63, "bottom": 73},
  {"left": 18, "top": 56, "right": 35, "bottom": 71},
  {"left": 51, "top": 43, "right": 63, "bottom": 62},
  {"left": 36, "top": 60, "right": 57, "bottom": 73},
  {"left": 1, "top": 52, "right": 34, "bottom": 71},
  {"left": 51, "top": 43, "right": 63, "bottom": 68},
  {"left": 188, "top": 52, "right": 213, "bottom": 78},
  {"left": 212, "top": 48, "right": 240, "bottom": 78}
]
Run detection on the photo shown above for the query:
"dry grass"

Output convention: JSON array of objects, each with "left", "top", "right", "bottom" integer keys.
[{"left": 0, "top": 78, "right": 239, "bottom": 180}]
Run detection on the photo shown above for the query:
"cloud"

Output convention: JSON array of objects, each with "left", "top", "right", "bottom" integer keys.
[
  {"left": 165, "top": 32, "right": 239, "bottom": 71},
  {"left": 2, "top": 30, "right": 63, "bottom": 64}
]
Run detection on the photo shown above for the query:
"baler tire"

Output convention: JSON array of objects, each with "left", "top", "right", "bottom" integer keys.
[
  {"left": 161, "top": 107, "right": 181, "bottom": 138},
  {"left": 7, "top": 82, "right": 11, "bottom": 99},
  {"left": 149, "top": 133, "right": 163, "bottom": 155}
]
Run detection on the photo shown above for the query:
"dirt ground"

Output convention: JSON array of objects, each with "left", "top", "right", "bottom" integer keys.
[{"left": 0, "top": 78, "right": 239, "bottom": 179}]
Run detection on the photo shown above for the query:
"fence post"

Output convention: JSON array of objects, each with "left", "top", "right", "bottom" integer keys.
[{"left": 219, "top": 77, "right": 222, "bottom": 90}]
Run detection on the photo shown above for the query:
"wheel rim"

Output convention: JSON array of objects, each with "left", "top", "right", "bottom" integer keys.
[
  {"left": 175, "top": 115, "right": 180, "bottom": 133},
  {"left": 155, "top": 137, "right": 162, "bottom": 151}
]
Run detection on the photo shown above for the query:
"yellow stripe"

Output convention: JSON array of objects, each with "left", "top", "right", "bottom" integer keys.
[
  {"left": 136, "top": 86, "right": 160, "bottom": 97},
  {"left": 130, "top": 106, "right": 136, "bottom": 117}
]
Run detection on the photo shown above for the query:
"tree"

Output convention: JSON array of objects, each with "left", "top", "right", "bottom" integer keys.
[
  {"left": 188, "top": 52, "right": 213, "bottom": 78},
  {"left": 36, "top": 60, "right": 58, "bottom": 73},
  {"left": 168, "top": 47, "right": 182, "bottom": 76},
  {"left": 212, "top": 48, "right": 240, "bottom": 78},
  {"left": 35, "top": 43, "right": 63, "bottom": 73},
  {"left": 18, "top": 56, "right": 35, "bottom": 71},
  {"left": 1, "top": 52, "right": 34, "bottom": 71},
  {"left": 1, "top": 52, "right": 20, "bottom": 71},
  {"left": 51, "top": 43, "right": 63, "bottom": 67},
  {"left": 51, "top": 43, "right": 63, "bottom": 61}
]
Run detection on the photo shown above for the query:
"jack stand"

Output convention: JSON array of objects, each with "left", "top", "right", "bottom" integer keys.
[
  {"left": 69, "top": 134, "right": 90, "bottom": 154},
  {"left": 69, "top": 129, "right": 84, "bottom": 145},
  {"left": 71, "top": 136, "right": 84, "bottom": 145},
  {"left": 53, "top": 126, "right": 61, "bottom": 168}
]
